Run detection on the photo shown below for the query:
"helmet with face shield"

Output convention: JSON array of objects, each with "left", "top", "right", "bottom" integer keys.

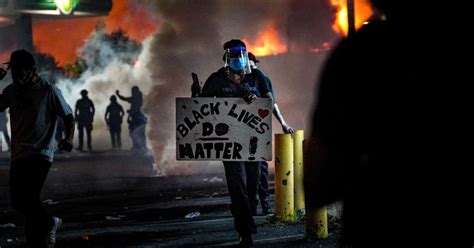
[{"left": 223, "top": 39, "right": 252, "bottom": 75}]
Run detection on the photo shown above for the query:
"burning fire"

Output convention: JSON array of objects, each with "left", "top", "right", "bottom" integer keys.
[
  {"left": 243, "top": 21, "right": 287, "bottom": 57},
  {"left": 32, "top": 0, "right": 159, "bottom": 66},
  {"left": 330, "top": 0, "right": 374, "bottom": 36}
]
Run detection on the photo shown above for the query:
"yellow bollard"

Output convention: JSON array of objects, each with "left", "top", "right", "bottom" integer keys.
[
  {"left": 274, "top": 133, "right": 294, "bottom": 222},
  {"left": 305, "top": 206, "right": 329, "bottom": 239},
  {"left": 293, "top": 130, "right": 305, "bottom": 213}
]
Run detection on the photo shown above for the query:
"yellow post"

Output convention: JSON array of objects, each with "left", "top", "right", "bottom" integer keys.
[
  {"left": 274, "top": 133, "right": 294, "bottom": 222},
  {"left": 304, "top": 135, "right": 328, "bottom": 239},
  {"left": 305, "top": 206, "right": 329, "bottom": 239},
  {"left": 293, "top": 130, "right": 305, "bottom": 213}
]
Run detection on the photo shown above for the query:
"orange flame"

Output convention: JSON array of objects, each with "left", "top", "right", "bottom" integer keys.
[
  {"left": 32, "top": 0, "right": 159, "bottom": 66},
  {"left": 243, "top": 21, "right": 287, "bottom": 57},
  {"left": 330, "top": 0, "right": 374, "bottom": 36}
]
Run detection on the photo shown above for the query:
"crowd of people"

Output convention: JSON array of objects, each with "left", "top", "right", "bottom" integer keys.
[
  {"left": 2, "top": 84, "right": 149, "bottom": 153},
  {"left": 70, "top": 85, "right": 148, "bottom": 153}
]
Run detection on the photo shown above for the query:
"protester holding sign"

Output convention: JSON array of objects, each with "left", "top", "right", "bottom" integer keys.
[
  {"left": 198, "top": 39, "right": 272, "bottom": 246},
  {"left": 176, "top": 98, "right": 272, "bottom": 161}
]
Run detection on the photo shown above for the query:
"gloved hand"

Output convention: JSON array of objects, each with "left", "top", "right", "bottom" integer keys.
[{"left": 243, "top": 92, "right": 257, "bottom": 104}]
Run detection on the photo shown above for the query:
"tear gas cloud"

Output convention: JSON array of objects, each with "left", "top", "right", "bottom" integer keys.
[
  {"left": 1, "top": 0, "right": 339, "bottom": 175},
  {"left": 143, "top": 0, "right": 336, "bottom": 175}
]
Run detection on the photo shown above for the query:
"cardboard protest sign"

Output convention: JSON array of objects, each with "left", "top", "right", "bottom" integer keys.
[{"left": 176, "top": 98, "right": 272, "bottom": 161}]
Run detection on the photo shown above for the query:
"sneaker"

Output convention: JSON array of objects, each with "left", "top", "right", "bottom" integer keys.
[
  {"left": 261, "top": 200, "right": 273, "bottom": 215},
  {"left": 239, "top": 234, "right": 254, "bottom": 247},
  {"left": 47, "top": 217, "right": 62, "bottom": 247}
]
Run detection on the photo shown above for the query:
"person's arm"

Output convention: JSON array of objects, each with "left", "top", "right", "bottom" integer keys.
[
  {"left": 62, "top": 114, "right": 75, "bottom": 144},
  {"left": 119, "top": 105, "right": 124, "bottom": 118},
  {"left": 255, "top": 71, "right": 274, "bottom": 105},
  {"left": 116, "top": 90, "right": 132, "bottom": 102},
  {"left": 273, "top": 103, "right": 295, "bottom": 134},
  {"left": 104, "top": 106, "right": 109, "bottom": 124},
  {"left": 51, "top": 86, "right": 75, "bottom": 151},
  {"left": 90, "top": 100, "right": 95, "bottom": 120},
  {"left": 0, "top": 85, "right": 12, "bottom": 112},
  {"left": 74, "top": 101, "right": 79, "bottom": 120}
]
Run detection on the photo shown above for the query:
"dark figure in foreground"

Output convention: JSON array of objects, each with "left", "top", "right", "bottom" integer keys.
[
  {"left": 75, "top": 89, "right": 95, "bottom": 151},
  {"left": 116, "top": 86, "right": 148, "bottom": 152},
  {"left": 0, "top": 110, "right": 11, "bottom": 151},
  {"left": 105, "top": 95, "right": 124, "bottom": 150},
  {"left": 247, "top": 52, "right": 294, "bottom": 216},
  {"left": 304, "top": 1, "right": 471, "bottom": 247},
  {"left": 0, "top": 50, "right": 74, "bottom": 248},
  {"left": 196, "top": 39, "right": 273, "bottom": 247}
]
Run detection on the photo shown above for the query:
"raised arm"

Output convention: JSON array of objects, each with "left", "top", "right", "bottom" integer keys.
[
  {"left": 116, "top": 90, "right": 132, "bottom": 103},
  {"left": 90, "top": 100, "right": 95, "bottom": 119}
]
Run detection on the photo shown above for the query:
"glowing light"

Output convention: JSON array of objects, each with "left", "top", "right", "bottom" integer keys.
[
  {"left": 54, "top": 0, "right": 77, "bottom": 15},
  {"left": 243, "top": 21, "right": 287, "bottom": 57},
  {"left": 329, "top": 0, "right": 374, "bottom": 36}
]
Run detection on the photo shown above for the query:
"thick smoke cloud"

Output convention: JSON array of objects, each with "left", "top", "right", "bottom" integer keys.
[
  {"left": 1, "top": 0, "right": 339, "bottom": 175},
  {"left": 56, "top": 27, "right": 155, "bottom": 149},
  {"left": 143, "top": 0, "right": 337, "bottom": 175}
]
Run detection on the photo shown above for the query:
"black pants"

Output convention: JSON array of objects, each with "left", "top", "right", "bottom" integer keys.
[
  {"left": 223, "top": 161, "right": 260, "bottom": 235},
  {"left": 77, "top": 123, "right": 92, "bottom": 149},
  {"left": 258, "top": 161, "right": 270, "bottom": 206},
  {"left": 10, "top": 155, "right": 54, "bottom": 247},
  {"left": 109, "top": 127, "right": 122, "bottom": 149}
]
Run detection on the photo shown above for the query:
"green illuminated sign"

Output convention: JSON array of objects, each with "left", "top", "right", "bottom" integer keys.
[
  {"left": 10, "top": 0, "right": 112, "bottom": 16},
  {"left": 54, "top": 0, "right": 78, "bottom": 15}
]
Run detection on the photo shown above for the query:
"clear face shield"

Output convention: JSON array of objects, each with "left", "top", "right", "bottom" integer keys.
[{"left": 224, "top": 46, "right": 252, "bottom": 75}]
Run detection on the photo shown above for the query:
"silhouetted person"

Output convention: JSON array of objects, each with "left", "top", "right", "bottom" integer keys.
[
  {"left": 247, "top": 52, "right": 295, "bottom": 216},
  {"left": 0, "top": 49, "right": 75, "bottom": 247},
  {"left": 75, "top": 89, "right": 95, "bottom": 151},
  {"left": 105, "top": 95, "right": 124, "bottom": 150},
  {"left": 304, "top": 1, "right": 469, "bottom": 247},
  {"left": 116, "top": 86, "right": 147, "bottom": 152},
  {"left": 0, "top": 110, "right": 11, "bottom": 151}
]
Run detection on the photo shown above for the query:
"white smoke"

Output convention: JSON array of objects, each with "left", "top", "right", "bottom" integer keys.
[
  {"left": 143, "top": 0, "right": 335, "bottom": 176},
  {"left": 56, "top": 27, "right": 155, "bottom": 150}
]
